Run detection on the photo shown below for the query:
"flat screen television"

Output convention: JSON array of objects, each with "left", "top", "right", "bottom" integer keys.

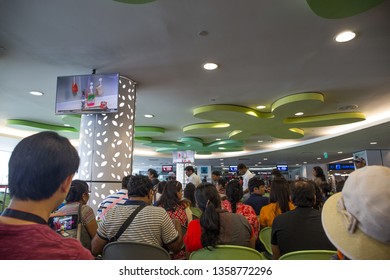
[
  {"left": 55, "top": 73, "right": 119, "bottom": 114},
  {"left": 229, "top": 166, "right": 238, "bottom": 172},
  {"left": 162, "top": 165, "right": 173, "bottom": 172},
  {"left": 276, "top": 164, "right": 288, "bottom": 172}
]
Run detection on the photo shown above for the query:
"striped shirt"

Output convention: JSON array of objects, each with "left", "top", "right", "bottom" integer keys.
[
  {"left": 97, "top": 201, "right": 179, "bottom": 248},
  {"left": 96, "top": 189, "right": 128, "bottom": 219}
]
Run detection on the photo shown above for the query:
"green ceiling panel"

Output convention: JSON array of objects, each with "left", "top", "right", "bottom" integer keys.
[
  {"left": 6, "top": 119, "right": 79, "bottom": 132},
  {"left": 135, "top": 126, "right": 165, "bottom": 137},
  {"left": 183, "top": 122, "right": 231, "bottom": 135},
  {"left": 284, "top": 112, "right": 366, "bottom": 127},
  {"left": 306, "top": 0, "right": 385, "bottom": 19}
]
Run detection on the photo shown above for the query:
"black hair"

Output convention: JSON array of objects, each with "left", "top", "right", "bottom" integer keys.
[
  {"left": 184, "top": 183, "right": 196, "bottom": 206},
  {"left": 248, "top": 177, "right": 265, "bottom": 193},
  {"left": 212, "top": 170, "right": 221, "bottom": 176},
  {"left": 225, "top": 179, "right": 243, "bottom": 213},
  {"left": 320, "top": 182, "right": 332, "bottom": 198},
  {"left": 122, "top": 175, "right": 132, "bottom": 189},
  {"left": 196, "top": 182, "right": 222, "bottom": 248},
  {"left": 127, "top": 175, "right": 153, "bottom": 197},
  {"left": 66, "top": 180, "right": 89, "bottom": 203},
  {"left": 313, "top": 166, "right": 326, "bottom": 182},
  {"left": 147, "top": 168, "right": 158, "bottom": 178},
  {"left": 291, "top": 180, "right": 316, "bottom": 207},
  {"left": 237, "top": 163, "right": 246, "bottom": 170},
  {"left": 8, "top": 131, "right": 80, "bottom": 200},
  {"left": 157, "top": 180, "right": 167, "bottom": 194},
  {"left": 269, "top": 178, "right": 291, "bottom": 213},
  {"left": 184, "top": 166, "right": 195, "bottom": 172},
  {"left": 217, "top": 178, "right": 227, "bottom": 188},
  {"left": 157, "top": 180, "right": 182, "bottom": 211}
]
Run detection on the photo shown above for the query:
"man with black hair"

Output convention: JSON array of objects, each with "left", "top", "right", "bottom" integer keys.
[
  {"left": 237, "top": 163, "right": 254, "bottom": 200},
  {"left": 244, "top": 177, "right": 269, "bottom": 215},
  {"left": 271, "top": 180, "right": 335, "bottom": 259},
  {"left": 91, "top": 175, "right": 183, "bottom": 257},
  {"left": 184, "top": 165, "right": 201, "bottom": 187},
  {"left": 96, "top": 175, "right": 132, "bottom": 220},
  {"left": 147, "top": 168, "right": 160, "bottom": 186},
  {"left": 211, "top": 170, "right": 221, "bottom": 186},
  {"left": 0, "top": 131, "right": 93, "bottom": 260}
]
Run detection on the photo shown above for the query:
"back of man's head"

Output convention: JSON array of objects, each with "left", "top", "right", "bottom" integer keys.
[
  {"left": 8, "top": 131, "right": 80, "bottom": 201},
  {"left": 212, "top": 170, "right": 221, "bottom": 177},
  {"left": 148, "top": 168, "right": 158, "bottom": 178},
  {"left": 237, "top": 163, "right": 247, "bottom": 171},
  {"left": 248, "top": 177, "right": 265, "bottom": 193},
  {"left": 122, "top": 175, "right": 132, "bottom": 189},
  {"left": 127, "top": 175, "right": 153, "bottom": 197},
  {"left": 291, "top": 180, "right": 316, "bottom": 207}
]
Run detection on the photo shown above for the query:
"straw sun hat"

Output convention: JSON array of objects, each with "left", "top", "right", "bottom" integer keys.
[{"left": 322, "top": 165, "right": 390, "bottom": 259}]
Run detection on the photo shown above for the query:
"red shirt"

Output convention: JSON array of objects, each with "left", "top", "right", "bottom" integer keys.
[{"left": 0, "top": 223, "right": 94, "bottom": 260}]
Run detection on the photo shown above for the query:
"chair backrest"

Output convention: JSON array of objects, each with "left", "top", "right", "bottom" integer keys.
[
  {"left": 102, "top": 241, "right": 171, "bottom": 260},
  {"left": 279, "top": 250, "right": 337, "bottom": 260},
  {"left": 259, "top": 227, "right": 272, "bottom": 255},
  {"left": 189, "top": 245, "right": 266, "bottom": 260}
]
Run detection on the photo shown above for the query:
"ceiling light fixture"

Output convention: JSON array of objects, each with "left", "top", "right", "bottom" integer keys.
[
  {"left": 144, "top": 114, "right": 154, "bottom": 118},
  {"left": 256, "top": 105, "right": 266, "bottom": 109},
  {"left": 338, "top": 151, "right": 343, "bottom": 154},
  {"left": 257, "top": 140, "right": 263, "bottom": 143},
  {"left": 29, "top": 91, "right": 44, "bottom": 96},
  {"left": 335, "top": 31, "right": 356, "bottom": 42},
  {"left": 216, "top": 138, "right": 221, "bottom": 141},
  {"left": 294, "top": 112, "right": 304, "bottom": 116},
  {"left": 370, "top": 142, "right": 377, "bottom": 145},
  {"left": 203, "top": 62, "right": 218, "bottom": 70}
]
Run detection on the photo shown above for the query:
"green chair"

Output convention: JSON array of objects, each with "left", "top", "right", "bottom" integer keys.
[
  {"left": 279, "top": 250, "right": 337, "bottom": 260},
  {"left": 189, "top": 245, "right": 266, "bottom": 260},
  {"left": 259, "top": 227, "right": 272, "bottom": 256}
]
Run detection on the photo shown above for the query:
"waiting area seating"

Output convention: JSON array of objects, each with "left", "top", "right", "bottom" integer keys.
[
  {"left": 279, "top": 250, "right": 337, "bottom": 260},
  {"left": 102, "top": 241, "right": 171, "bottom": 260},
  {"left": 259, "top": 227, "right": 272, "bottom": 256},
  {"left": 189, "top": 245, "right": 267, "bottom": 260}
]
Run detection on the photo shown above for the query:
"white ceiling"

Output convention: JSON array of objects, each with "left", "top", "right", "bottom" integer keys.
[{"left": 1, "top": 0, "right": 390, "bottom": 170}]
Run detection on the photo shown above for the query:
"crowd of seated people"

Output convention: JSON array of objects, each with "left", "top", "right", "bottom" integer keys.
[{"left": 2, "top": 134, "right": 388, "bottom": 260}]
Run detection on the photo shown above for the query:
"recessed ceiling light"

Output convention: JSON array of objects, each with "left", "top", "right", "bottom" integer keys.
[
  {"left": 203, "top": 62, "right": 218, "bottom": 70},
  {"left": 218, "top": 147, "right": 226, "bottom": 150},
  {"left": 303, "top": 161, "right": 307, "bottom": 164},
  {"left": 257, "top": 140, "right": 263, "bottom": 143},
  {"left": 338, "top": 151, "right": 343, "bottom": 154},
  {"left": 317, "top": 157, "right": 321, "bottom": 160},
  {"left": 29, "top": 91, "right": 44, "bottom": 96},
  {"left": 63, "top": 124, "right": 71, "bottom": 127},
  {"left": 256, "top": 105, "right": 266, "bottom": 109},
  {"left": 370, "top": 142, "right": 377, "bottom": 145},
  {"left": 220, "top": 159, "right": 224, "bottom": 161},
  {"left": 216, "top": 138, "right": 221, "bottom": 141},
  {"left": 263, "top": 158, "right": 268, "bottom": 160},
  {"left": 335, "top": 31, "right": 356, "bottom": 43},
  {"left": 144, "top": 114, "right": 154, "bottom": 118},
  {"left": 295, "top": 112, "right": 304, "bottom": 116}
]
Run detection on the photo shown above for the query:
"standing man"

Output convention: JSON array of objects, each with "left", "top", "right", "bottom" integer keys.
[
  {"left": 211, "top": 170, "right": 221, "bottom": 186},
  {"left": 0, "top": 131, "right": 93, "bottom": 260},
  {"left": 237, "top": 163, "right": 254, "bottom": 200},
  {"left": 147, "top": 168, "right": 160, "bottom": 186},
  {"left": 184, "top": 166, "right": 201, "bottom": 188}
]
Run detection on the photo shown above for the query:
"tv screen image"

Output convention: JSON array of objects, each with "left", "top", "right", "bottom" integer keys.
[
  {"left": 55, "top": 73, "right": 119, "bottom": 114},
  {"left": 276, "top": 164, "right": 288, "bottom": 172},
  {"left": 162, "top": 165, "right": 173, "bottom": 172},
  {"left": 229, "top": 166, "right": 238, "bottom": 172}
]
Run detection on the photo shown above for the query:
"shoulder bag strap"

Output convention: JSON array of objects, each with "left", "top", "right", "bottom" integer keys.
[
  {"left": 109, "top": 205, "right": 146, "bottom": 242},
  {"left": 76, "top": 203, "right": 83, "bottom": 240}
]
